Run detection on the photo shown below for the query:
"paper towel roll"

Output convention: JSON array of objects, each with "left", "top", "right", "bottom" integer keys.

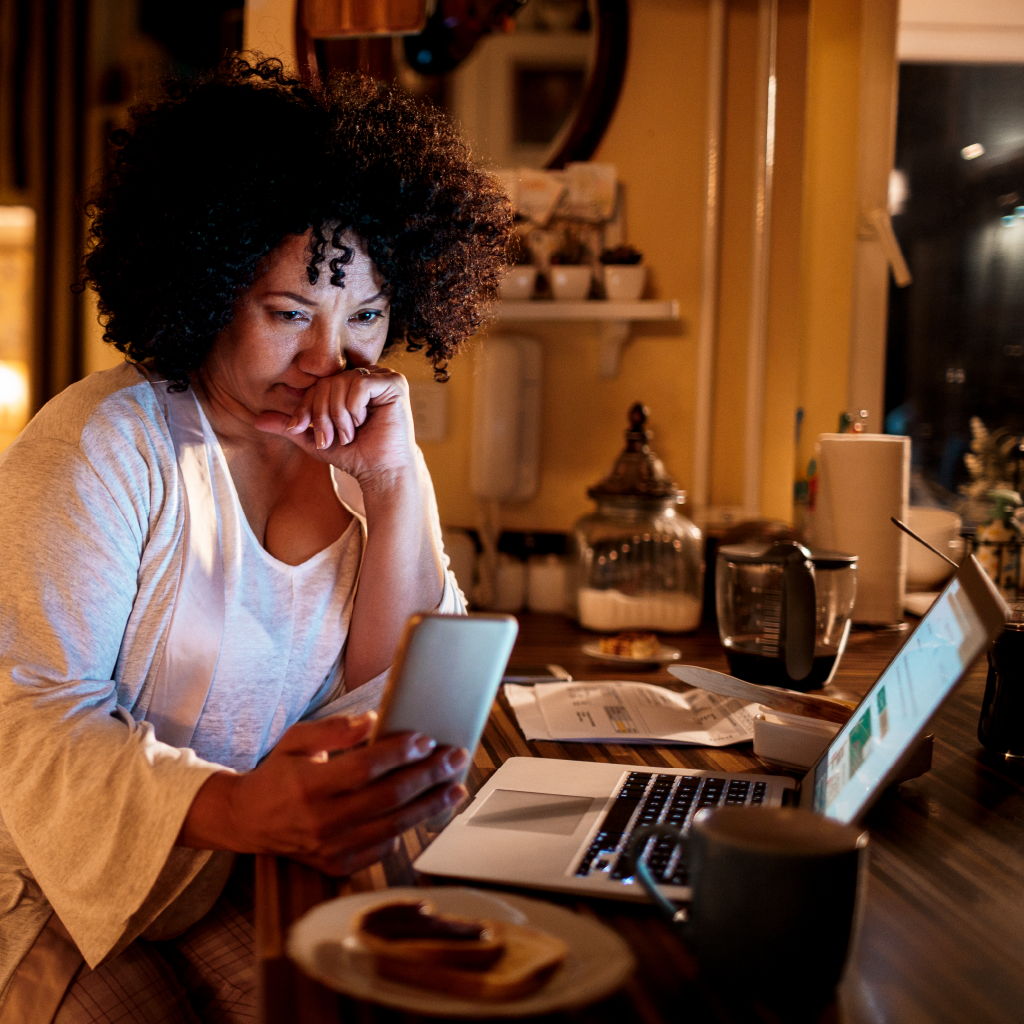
[{"left": 810, "top": 433, "right": 909, "bottom": 625}]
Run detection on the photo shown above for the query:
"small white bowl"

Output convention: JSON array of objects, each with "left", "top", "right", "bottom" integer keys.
[
  {"left": 549, "top": 265, "right": 592, "bottom": 301},
  {"left": 905, "top": 506, "right": 963, "bottom": 590},
  {"left": 499, "top": 266, "right": 537, "bottom": 301},
  {"left": 601, "top": 264, "right": 646, "bottom": 301}
]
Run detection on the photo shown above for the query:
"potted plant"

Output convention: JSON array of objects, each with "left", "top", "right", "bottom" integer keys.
[
  {"left": 499, "top": 231, "right": 538, "bottom": 301},
  {"left": 599, "top": 244, "right": 646, "bottom": 300},
  {"left": 548, "top": 231, "right": 593, "bottom": 300}
]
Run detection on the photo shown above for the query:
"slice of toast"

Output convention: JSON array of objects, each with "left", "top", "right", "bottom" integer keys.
[{"left": 371, "top": 920, "right": 569, "bottom": 1001}]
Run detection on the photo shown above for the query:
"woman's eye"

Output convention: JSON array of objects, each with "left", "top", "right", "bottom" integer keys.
[
  {"left": 350, "top": 308, "right": 387, "bottom": 325},
  {"left": 275, "top": 310, "right": 308, "bottom": 323}
]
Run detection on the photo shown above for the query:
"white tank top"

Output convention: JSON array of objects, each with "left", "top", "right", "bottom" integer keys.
[{"left": 187, "top": 398, "right": 363, "bottom": 770}]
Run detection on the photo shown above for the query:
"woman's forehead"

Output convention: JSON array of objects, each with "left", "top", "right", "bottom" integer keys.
[{"left": 259, "top": 230, "right": 382, "bottom": 293}]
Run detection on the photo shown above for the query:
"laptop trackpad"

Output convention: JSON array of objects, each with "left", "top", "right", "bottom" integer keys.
[{"left": 467, "top": 789, "right": 595, "bottom": 836}]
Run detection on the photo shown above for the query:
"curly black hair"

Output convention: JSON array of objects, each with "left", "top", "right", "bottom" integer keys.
[{"left": 82, "top": 55, "right": 514, "bottom": 386}]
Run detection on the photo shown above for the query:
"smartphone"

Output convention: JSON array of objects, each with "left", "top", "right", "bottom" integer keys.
[{"left": 374, "top": 612, "right": 519, "bottom": 823}]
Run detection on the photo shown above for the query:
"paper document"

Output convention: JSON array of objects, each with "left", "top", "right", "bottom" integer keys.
[{"left": 504, "top": 681, "right": 758, "bottom": 746}]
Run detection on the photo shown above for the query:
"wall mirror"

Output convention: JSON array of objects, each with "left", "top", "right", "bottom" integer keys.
[{"left": 296, "top": 0, "right": 629, "bottom": 169}]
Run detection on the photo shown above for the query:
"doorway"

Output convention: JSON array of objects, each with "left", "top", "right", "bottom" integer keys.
[{"left": 885, "top": 61, "right": 1024, "bottom": 517}]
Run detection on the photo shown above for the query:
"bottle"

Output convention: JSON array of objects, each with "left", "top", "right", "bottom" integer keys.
[{"left": 572, "top": 403, "right": 703, "bottom": 632}]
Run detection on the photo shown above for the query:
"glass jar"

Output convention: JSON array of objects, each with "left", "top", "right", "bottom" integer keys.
[{"left": 572, "top": 404, "right": 703, "bottom": 632}]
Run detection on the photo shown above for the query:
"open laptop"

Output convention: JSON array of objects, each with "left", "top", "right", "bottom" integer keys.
[{"left": 414, "top": 554, "right": 1007, "bottom": 902}]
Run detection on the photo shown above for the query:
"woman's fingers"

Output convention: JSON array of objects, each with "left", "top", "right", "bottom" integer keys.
[
  {"left": 303, "top": 778, "right": 468, "bottom": 876},
  {"left": 299, "top": 742, "right": 468, "bottom": 818},
  {"left": 272, "top": 711, "right": 378, "bottom": 758},
  {"left": 231, "top": 729, "right": 469, "bottom": 864},
  {"left": 301, "top": 366, "right": 402, "bottom": 449}
]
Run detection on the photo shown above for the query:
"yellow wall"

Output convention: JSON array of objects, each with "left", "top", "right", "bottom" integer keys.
[
  {"left": 410, "top": 0, "right": 712, "bottom": 536},
  {"left": 796, "top": 0, "right": 863, "bottom": 472}
]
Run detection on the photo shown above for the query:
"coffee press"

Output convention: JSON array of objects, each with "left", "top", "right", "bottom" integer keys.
[{"left": 715, "top": 540, "right": 858, "bottom": 691}]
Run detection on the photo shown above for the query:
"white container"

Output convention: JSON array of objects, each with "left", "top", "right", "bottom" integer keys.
[
  {"left": 601, "top": 264, "right": 646, "bottom": 300},
  {"left": 527, "top": 554, "right": 569, "bottom": 613},
  {"left": 492, "top": 554, "right": 527, "bottom": 612},
  {"left": 905, "top": 505, "right": 963, "bottom": 591},
  {"left": 441, "top": 527, "right": 477, "bottom": 597},
  {"left": 549, "top": 265, "right": 592, "bottom": 300},
  {"left": 753, "top": 708, "right": 841, "bottom": 770},
  {"left": 499, "top": 265, "right": 538, "bottom": 301}
]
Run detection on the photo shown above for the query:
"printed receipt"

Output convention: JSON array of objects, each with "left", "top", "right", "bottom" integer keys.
[{"left": 503, "top": 681, "right": 758, "bottom": 747}]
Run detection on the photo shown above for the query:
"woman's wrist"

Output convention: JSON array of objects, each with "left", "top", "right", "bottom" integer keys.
[{"left": 177, "top": 769, "right": 246, "bottom": 852}]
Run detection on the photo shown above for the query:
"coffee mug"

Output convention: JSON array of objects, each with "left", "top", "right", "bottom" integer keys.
[{"left": 633, "top": 806, "right": 867, "bottom": 1010}]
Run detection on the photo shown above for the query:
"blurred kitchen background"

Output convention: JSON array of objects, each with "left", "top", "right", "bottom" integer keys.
[{"left": 1, "top": 0, "right": 1022, "bottom": 608}]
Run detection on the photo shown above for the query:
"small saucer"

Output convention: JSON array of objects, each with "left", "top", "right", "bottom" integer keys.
[{"left": 581, "top": 642, "right": 682, "bottom": 666}]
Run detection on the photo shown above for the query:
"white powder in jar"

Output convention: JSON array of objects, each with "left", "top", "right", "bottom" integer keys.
[{"left": 578, "top": 587, "right": 702, "bottom": 632}]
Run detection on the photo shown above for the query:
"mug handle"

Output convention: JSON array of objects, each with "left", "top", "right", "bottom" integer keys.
[{"left": 629, "top": 824, "right": 691, "bottom": 926}]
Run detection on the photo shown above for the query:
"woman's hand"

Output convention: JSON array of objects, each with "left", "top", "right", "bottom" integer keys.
[
  {"left": 254, "top": 366, "right": 417, "bottom": 484},
  {"left": 180, "top": 712, "right": 468, "bottom": 876}
]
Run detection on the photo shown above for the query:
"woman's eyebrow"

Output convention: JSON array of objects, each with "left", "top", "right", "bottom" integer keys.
[{"left": 266, "top": 290, "right": 319, "bottom": 306}]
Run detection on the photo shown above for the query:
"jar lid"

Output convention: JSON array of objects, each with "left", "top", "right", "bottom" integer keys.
[
  {"left": 587, "top": 402, "right": 681, "bottom": 500},
  {"left": 718, "top": 540, "right": 858, "bottom": 569}
]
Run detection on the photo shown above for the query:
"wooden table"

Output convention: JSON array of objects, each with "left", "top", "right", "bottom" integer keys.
[{"left": 256, "top": 613, "right": 1024, "bottom": 1023}]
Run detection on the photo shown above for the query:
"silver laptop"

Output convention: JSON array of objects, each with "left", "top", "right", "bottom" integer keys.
[{"left": 415, "top": 554, "right": 1007, "bottom": 901}]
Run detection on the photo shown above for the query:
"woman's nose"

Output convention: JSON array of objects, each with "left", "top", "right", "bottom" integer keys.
[{"left": 297, "top": 324, "right": 346, "bottom": 376}]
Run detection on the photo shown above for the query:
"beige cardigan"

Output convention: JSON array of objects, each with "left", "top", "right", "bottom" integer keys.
[{"left": 0, "top": 364, "right": 464, "bottom": 993}]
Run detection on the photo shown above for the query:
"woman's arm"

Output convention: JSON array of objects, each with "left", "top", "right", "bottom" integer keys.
[
  {"left": 0, "top": 413, "right": 237, "bottom": 967},
  {"left": 344, "top": 464, "right": 448, "bottom": 685},
  {"left": 256, "top": 365, "right": 455, "bottom": 687}
]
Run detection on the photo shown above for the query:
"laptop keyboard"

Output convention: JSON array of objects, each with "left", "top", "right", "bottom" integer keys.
[{"left": 574, "top": 771, "right": 767, "bottom": 886}]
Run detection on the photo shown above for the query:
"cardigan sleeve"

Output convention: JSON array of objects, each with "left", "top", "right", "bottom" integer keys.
[{"left": 0, "top": 434, "right": 230, "bottom": 967}]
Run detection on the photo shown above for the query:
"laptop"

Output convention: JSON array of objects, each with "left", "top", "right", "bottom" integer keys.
[{"left": 414, "top": 554, "right": 1007, "bottom": 902}]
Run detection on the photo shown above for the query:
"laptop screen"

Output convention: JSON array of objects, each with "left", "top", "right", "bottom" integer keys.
[{"left": 811, "top": 558, "right": 1004, "bottom": 824}]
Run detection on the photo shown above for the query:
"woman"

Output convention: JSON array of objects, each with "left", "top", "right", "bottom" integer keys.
[{"left": 0, "top": 56, "right": 512, "bottom": 1021}]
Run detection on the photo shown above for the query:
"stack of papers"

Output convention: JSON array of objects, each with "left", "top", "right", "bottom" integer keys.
[{"left": 504, "top": 681, "right": 759, "bottom": 747}]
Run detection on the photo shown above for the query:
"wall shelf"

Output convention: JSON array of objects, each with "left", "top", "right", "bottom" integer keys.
[{"left": 494, "top": 299, "right": 682, "bottom": 376}]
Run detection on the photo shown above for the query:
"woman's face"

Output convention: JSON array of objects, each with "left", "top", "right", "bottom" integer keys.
[{"left": 199, "top": 230, "right": 391, "bottom": 424}]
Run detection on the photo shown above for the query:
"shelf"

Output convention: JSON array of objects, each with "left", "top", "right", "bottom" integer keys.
[{"left": 494, "top": 299, "right": 681, "bottom": 376}]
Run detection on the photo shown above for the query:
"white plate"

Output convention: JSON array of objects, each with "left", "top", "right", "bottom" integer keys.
[
  {"left": 582, "top": 641, "right": 682, "bottom": 665},
  {"left": 286, "top": 886, "right": 635, "bottom": 1018}
]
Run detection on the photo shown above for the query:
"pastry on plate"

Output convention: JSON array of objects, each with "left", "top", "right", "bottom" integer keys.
[{"left": 596, "top": 631, "right": 660, "bottom": 659}]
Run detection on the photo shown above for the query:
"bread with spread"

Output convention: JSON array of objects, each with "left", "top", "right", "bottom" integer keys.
[
  {"left": 355, "top": 899, "right": 568, "bottom": 1000},
  {"left": 597, "top": 631, "right": 660, "bottom": 659}
]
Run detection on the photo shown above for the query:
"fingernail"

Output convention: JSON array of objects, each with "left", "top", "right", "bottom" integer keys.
[
  {"left": 314, "top": 428, "right": 326, "bottom": 450},
  {"left": 446, "top": 783, "right": 468, "bottom": 807},
  {"left": 412, "top": 734, "right": 436, "bottom": 757},
  {"left": 445, "top": 748, "right": 469, "bottom": 773}
]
